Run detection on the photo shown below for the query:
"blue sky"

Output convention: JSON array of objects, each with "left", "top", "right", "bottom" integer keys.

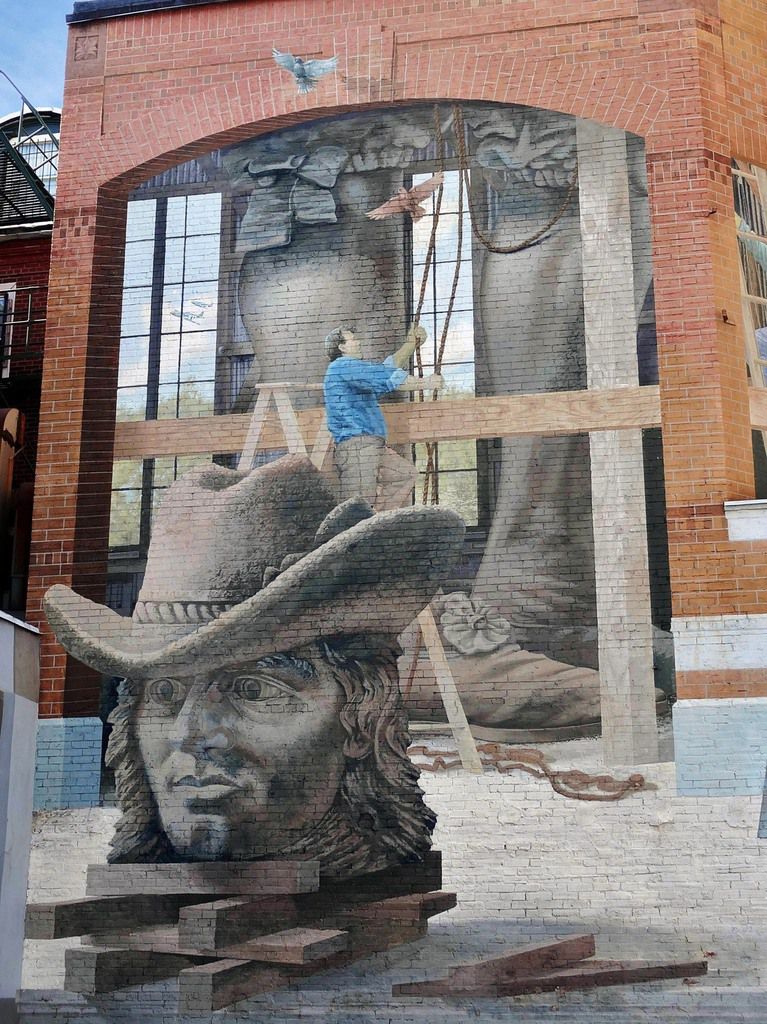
[{"left": 1, "top": 0, "right": 72, "bottom": 117}]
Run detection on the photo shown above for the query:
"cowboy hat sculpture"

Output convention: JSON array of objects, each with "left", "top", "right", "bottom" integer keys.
[{"left": 44, "top": 455, "right": 465, "bottom": 875}]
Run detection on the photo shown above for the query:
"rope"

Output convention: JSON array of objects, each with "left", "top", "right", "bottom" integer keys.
[
  {"left": 408, "top": 742, "right": 649, "bottom": 802},
  {"left": 411, "top": 107, "right": 579, "bottom": 505},
  {"left": 412, "top": 106, "right": 450, "bottom": 505},
  {"left": 451, "top": 104, "right": 579, "bottom": 256}
]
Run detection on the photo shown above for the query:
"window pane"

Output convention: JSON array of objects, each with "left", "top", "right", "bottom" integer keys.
[
  {"left": 178, "top": 380, "right": 214, "bottom": 418},
  {"left": 179, "top": 331, "right": 216, "bottom": 382},
  {"left": 433, "top": 309, "right": 474, "bottom": 363},
  {"left": 735, "top": 175, "right": 767, "bottom": 236},
  {"left": 109, "top": 489, "right": 141, "bottom": 547},
  {"left": 434, "top": 260, "right": 473, "bottom": 311},
  {"left": 120, "top": 287, "right": 152, "bottom": 337},
  {"left": 111, "top": 459, "right": 143, "bottom": 489},
  {"left": 166, "top": 196, "right": 187, "bottom": 238},
  {"left": 176, "top": 453, "right": 212, "bottom": 476},
  {"left": 159, "top": 333, "right": 181, "bottom": 384},
  {"left": 125, "top": 199, "right": 156, "bottom": 242},
  {"left": 412, "top": 216, "right": 434, "bottom": 264},
  {"left": 184, "top": 235, "right": 220, "bottom": 282},
  {"left": 186, "top": 193, "right": 222, "bottom": 235},
  {"left": 157, "top": 382, "right": 179, "bottom": 418},
  {"left": 164, "top": 237, "right": 185, "bottom": 284},
  {"left": 430, "top": 470, "right": 478, "bottom": 525},
  {"left": 150, "top": 485, "right": 170, "bottom": 525},
  {"left": 162, "top": 284, "right": 184, "bottom": 331},
  {"left": 440, "top": 361, "right": 475, "bottom": 395},
  {"left": 181, "top": 283, "right": 217, "bottom": 329},
  {"left": 434, "top": 439, "right": 478, "bottom": 471},
  {"left": 116, "top": 386, "right": 147, "bottom": 421},
  {"left": 117, "top": 335, "right": 149, "bottom": 388},
  {"left": 433, "top": 212, "right": 472, "bottom": 259},
  {"left": 123, "top": 239, "right": 155, "bottom": 288}
]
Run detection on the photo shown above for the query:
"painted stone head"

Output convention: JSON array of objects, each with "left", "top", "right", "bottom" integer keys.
[{"left": 44, "top": 456, "right": 465, "bottom": 877}]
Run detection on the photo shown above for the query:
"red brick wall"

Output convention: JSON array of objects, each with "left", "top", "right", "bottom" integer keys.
[
  {"left": 0, "top": 234, "right": 50, "bottom": 486},
  {"left": 29, "top": 0, "right": 767, "bottom": 715}
]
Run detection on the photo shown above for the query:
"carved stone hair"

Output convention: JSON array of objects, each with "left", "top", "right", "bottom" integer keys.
[{"left": 105, "top": 635, "right": 436, "bottom": 878}]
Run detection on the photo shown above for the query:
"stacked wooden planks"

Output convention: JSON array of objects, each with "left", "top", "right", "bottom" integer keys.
[{"left": 26, "top": 852, "right": 455, "bottom": 1012}]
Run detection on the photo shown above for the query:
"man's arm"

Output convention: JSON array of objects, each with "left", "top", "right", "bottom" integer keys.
[
  {"left": 397, "top": 373, "right": 444, "bottom": 392},
  {"left": 389, "top": 323, "right": 427, "bottom": 369}
]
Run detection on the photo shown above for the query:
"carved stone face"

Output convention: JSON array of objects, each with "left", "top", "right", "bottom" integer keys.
[{"left": 134, "top": 651, "right": 348, "bottom": 860}]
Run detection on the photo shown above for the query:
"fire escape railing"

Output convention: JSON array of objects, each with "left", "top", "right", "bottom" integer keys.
[{"left": 0, "top": 70, "right": 58, "bottom": 228}]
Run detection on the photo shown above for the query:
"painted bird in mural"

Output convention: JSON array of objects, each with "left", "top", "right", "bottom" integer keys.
[
  {"left": 272, "top": 48, "right": 339, "bottom": 94},
  {"left": 365, "top": 173, "right": 444, "bottom": 222}
]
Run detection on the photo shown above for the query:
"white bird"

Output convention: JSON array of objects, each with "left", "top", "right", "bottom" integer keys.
[{"left": 272, "top": 48, "right": 338, "bottom": 94}]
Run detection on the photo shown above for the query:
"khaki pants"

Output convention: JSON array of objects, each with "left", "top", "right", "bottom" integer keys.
[{"left": 334, "top": 435, "right": 418, "bottom": 511}]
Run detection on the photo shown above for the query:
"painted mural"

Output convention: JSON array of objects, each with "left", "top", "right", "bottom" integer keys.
[{"left": 107, "top": 100, "right": 669, "bottom": 751}]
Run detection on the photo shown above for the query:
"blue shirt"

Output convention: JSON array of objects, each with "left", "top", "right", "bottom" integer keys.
[{"left": 323, "top": 356, "right": 407, "bottom": 443}]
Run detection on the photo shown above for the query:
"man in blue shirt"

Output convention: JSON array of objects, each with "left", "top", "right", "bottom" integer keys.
[{"left": 323, "top": 324, "right": 443, "bottom": 510}]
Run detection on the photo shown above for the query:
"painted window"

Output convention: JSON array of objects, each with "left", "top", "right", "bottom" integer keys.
[
  {"left": 117, "top": 194, "right": 221, "bottom": 422},
  {"left": 409, "top": 169, "right": 482, "bottom": 527},
  {"left": 0, "top": 284, "right": 14, "bottom": 378},
  {"left": 111, "top": 193, "right": 221, "bottom": 556},
  {"left": 733, "top": 162, "right": 767, "bottom": 387}
]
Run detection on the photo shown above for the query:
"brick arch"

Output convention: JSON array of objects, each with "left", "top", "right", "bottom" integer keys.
[{"left": 89, "top": 54, "right": 669, "bottom": 194}]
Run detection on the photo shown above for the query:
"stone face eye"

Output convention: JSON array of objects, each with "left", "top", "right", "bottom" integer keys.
[
  {"left": 148, "top": 677, "right": 184, "bottom": 706},
  {"left": 232, "top": 675, "right": 292, "bottom": 702}
]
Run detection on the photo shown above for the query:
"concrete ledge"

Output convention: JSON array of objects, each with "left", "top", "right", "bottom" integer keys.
[
  {"left": 724, "top": 499, "right": 767, "bottom": 542},
  {"left": 672, "top": 613, "right": 767, "bottom": 671},
  {"left": 673, "top": 698, "right": 767, "bottom": 796},
  {"left": 33, "top": 718, "right": 103, "bottom": 810}
]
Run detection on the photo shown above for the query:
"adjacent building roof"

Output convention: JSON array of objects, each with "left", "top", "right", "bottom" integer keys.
[{"left": 68, "top": 0, "right": 235, "bottom": 23}]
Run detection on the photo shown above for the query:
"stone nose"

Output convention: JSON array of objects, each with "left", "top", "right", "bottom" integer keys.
[{"left": 168, "top": 679, "right": 233, "bottom": 753}]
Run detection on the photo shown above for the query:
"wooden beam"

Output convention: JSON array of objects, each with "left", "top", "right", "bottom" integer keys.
[
  {"left": 112, "top": 387, "right": 662, "bottom": 460},
  {"left": 177, "top": 921, "right": 429, "bottom": 1012},
  {"left": 65, "top": 946, "right": 213, "bottom": 995},
  {"left": 395, "top": 958, "right": 707, "bottom": 998},
  {"left": 223, "top": 926, "right": 348, "bottom": 964},
  {"left": 577, "top": 117, "right": 659, "bottom": 767},
  {"left": 86, "top": 860, "right": 319, "bottom": 898},
  {"left": 178, "top": 896, "right": 299, "bottom": 952},
  {"left": 26, "top": 894, "right": 208, "bottom": 940}
]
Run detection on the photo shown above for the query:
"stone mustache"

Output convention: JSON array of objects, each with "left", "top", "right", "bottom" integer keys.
[{"left": 43, "top": 456, "right": 465, "bottom": 878}]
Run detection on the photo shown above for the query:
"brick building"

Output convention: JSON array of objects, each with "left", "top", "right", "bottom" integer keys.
[
  {"left": 0, "top": 107, "right": 58, "bottom": 618},
  {"left": 28, "top": 0, "right": 767, "bottom": 813}
]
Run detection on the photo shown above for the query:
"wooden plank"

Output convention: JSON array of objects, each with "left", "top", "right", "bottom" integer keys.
[
  {"left": 236, "top": 386, "right": 272, "bottom": 471},
  {"left": 178, "top": 896, "right": 298, "bottom": 952},
  {"left": 313, "top": 850, "right": 442, "bottom": 906},
  {"left": 178, "top": 922, "right": 428, "bottom": 1012},
  {"left": 224, "top": 926, "right": 348, "bottom": 964},
  {"left": 332, "top": 891, "right": 456, "bottom": 926},
  {"left": 176, "top": 854, "right": 444, "bottom": 951},
  {"left": 64, "top": 946, "right": 214, "bottom": 995},
  {"left": 392, "top": 934, "right": 595, "bottom": 996},
  {"left": 577, "top": 117, "right": 659, "bottom": 767},
  {"left": 82, "top": 922, "right": 349, "bottom": 966},
  {"left": 112, "top": 387, "right": 663, "bottom": 460},
  {"left": 418, "top": 608, "right": 482, "bottom": 774},
  {"left": 496, "top": 958, "right": 708, "bottom": 996},
  {"left": 85, "top": 860, "right": 319, "bottom": 897},
  {"left": 395, "top": 956, "right": 706, "bottom": 998},
  {"left": 448, "top": 933, "right": 595, "bottom": 986},
  {"left": 272, "top": 388, "right": 308, "bottom": 455},
  {"left": 25, "top": 894, "right": 209, "bottom": 940}
]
